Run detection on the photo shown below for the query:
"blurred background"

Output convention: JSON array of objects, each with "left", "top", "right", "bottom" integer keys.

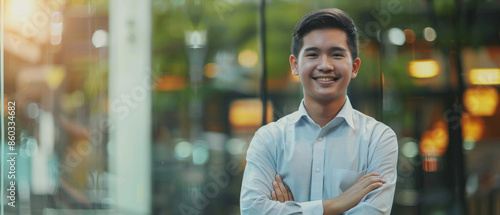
[{"left": 2, "top": 0, "right": 500, "bottom": 214}]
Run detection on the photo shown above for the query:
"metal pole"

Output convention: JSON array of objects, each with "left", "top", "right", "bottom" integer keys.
[
  {"left": 259, "top": 0, "right": 268, "bottom": 125},
  {"left": 447, "top": 0, "right": 467, "bottom": 213}
]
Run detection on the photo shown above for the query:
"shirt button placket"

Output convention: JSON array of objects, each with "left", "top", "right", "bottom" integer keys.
[
  {"left": 315, "top": 137, "right": 323, "bottom": 174},
  {"left": 310, "top": 135, "right": 325, "bottom": 200}
]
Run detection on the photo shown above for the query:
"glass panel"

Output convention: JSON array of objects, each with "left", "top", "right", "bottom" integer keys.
[
  {"left": 151, "top": 1, "right": 259, "bottom": 214},
  {"left": 3, "top": 0, "right": 114, "bottom": 214},
  {"left": 379, "top": 1, "right": 500, "bottom": 214}
]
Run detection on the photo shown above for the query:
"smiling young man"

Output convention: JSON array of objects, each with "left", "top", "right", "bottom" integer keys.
[{"left": 240, "top": 8, "right": 398, "bottom": 215}]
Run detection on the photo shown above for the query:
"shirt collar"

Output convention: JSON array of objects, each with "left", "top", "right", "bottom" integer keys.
[
  {"left": 288, "top": 99, "right": 308, "bottom": 124},
  {"left": 290, "top": 96, "right": 355, "bottom": 129}
]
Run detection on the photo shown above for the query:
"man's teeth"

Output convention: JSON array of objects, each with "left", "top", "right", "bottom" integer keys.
[{"left": 316, "top": 77, "right": 334, "bottom": 81}]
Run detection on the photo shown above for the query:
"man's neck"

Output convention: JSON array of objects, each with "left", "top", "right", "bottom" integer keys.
[{"left": 303, "top": 95, "right": 347, "bottom": 128}]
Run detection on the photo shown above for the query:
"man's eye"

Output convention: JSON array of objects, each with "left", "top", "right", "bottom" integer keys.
[
  {"left": 306, "top": 53, "right": 318, "bottom": 57},
  {"left": 332, "top": 53, "right": 343, "bottom": 58}
]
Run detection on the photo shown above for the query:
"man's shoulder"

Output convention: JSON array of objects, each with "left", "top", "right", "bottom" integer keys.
[
  {"left": 256, "top": 111, "right": 299, "bottom": 136},
  {"left": 352, "top": 109, "right": 395, "bottom": 134},
  {"left": 351, "top": 109, "right": 398, "bottom": 150}
]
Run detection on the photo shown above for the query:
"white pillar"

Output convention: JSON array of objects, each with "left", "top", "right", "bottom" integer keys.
[{"left": 109, "top": 0, "right": 151, "bottom": 214}]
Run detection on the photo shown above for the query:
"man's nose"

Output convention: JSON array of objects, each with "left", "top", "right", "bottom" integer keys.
[{"left": 317, "top": 55, "right": 334, "bottom": 72}]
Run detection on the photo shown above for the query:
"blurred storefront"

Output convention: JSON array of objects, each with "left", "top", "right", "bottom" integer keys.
[{"left": 2, "top": 0, "right": 500, "bottom": 214}]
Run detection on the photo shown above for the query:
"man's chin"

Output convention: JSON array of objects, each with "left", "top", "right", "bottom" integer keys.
[{"left": 305, "top": 93, "right": 347, "bottom": 103}]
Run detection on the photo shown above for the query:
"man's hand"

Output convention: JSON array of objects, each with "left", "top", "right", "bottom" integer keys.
[
  {"left": 271, "top": 174, "right": 294, "bottom": 203},
  {"left": 323, "top": 173, "right": 386, "bottom": 215}
]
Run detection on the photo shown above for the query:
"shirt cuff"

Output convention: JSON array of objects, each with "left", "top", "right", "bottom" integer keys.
[
  {"left": 344, "top": 202, "right": 386, "bottom": 215},
  {"left": 299, "top": 200, "right": 323, "bottom": 215}
]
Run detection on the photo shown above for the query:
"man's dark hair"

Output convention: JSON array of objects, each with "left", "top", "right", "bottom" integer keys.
[{"left": 291, "top": 8, "right": 358, "bottom": 61}]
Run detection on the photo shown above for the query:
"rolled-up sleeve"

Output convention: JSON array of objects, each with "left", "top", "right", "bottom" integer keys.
[
  {"left": 240, "top": 127, "right": 324, "bottom": 215},
  {"left": 345, "top": 127, "right": 398, "bottom": 215}
]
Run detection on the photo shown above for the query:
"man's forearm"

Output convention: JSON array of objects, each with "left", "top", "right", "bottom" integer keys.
[
  {"left": 322, "top": 199, "right": 342, "bottom": 215},
  {"left": 321, "top": 173, "right": 386, "bottom": 215}
]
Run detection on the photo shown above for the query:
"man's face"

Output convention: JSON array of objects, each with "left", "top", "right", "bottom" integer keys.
[{"left": 290, "top": 28, "right": 360, "bottom": 103}]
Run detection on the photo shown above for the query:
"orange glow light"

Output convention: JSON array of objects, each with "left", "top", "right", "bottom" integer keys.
[
  {"left": 204, "top": 63, "right": 218, "bottom": 78},
  {"left": 464, "top": 87, "right": 499, "bottom": 116},
  {"left": 155, "top": 75, "right": 186, "bottom": 91},
  {"left": 423, "top": 157, "right": 438, "bottom": 172},
  {"left": 461, "top": 113, "right": 485, "bottom": 141},
  {"left": 238, "top": 49, "right": 259, "bottom": 68},
  {"left": 229, "top": 99, "right": 273, "bottom": 132},
  {"left": 407, "top": 60, "right": 439, "bottom": 78},
  {"left": 420, "top": 120, "right": 448, "bottom": 156},
  {"left": 404, "top": 29, "right": 416, "bottom": 44},
  {"left": 45, "top": 66, "right": 66, "bottom": 90},
  {"left": 288, "top": 71, "right": 300, "bottom": 83},
  {"left": 468, "top": 68, "right": 500, "bottom": 85}
]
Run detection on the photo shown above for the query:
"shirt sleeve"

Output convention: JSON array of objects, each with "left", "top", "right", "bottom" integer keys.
[
  {"left": 344, "top": 127, "right": 398, "bottom": 215},
  {"left": 240, "top": 127, "right": 324, "bottom": 215}
]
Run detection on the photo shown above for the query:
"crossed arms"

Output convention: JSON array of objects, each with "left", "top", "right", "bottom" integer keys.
[{"left": 271, "top": 173, "right": 386, "bottom": 215}]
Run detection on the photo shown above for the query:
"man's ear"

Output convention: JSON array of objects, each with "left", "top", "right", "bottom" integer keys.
[
  {"left": 289, "top": 54, "right": 299, "bottom": 76},
  {"left": 351, "top": 58, "right": 361, "bottom": 79}
]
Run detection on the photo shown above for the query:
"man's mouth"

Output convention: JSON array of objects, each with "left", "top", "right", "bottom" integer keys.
[{"left": 313, "top": 77, "right": 340, "bottom": 82}]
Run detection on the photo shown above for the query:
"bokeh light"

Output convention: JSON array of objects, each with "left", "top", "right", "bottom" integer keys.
[
  {"left": 192, "top": 143, "right": 209, "bottom": 165},
  {"left": 45, "top": 66, "right": 66, "bottom": 90},
  {"left": 92, "top": 30, "right": 108, "bottom": 48},
  {"left": 404, "top": 29, "right": 416, "bottom": 44},
  {"left": 408, "top": 60, "right": 439, "bottom": 78},
  {"left": 461, "top": 113, "right": 485, "bottom": 141},
  {"left": 388, "top": 28, "right": 405, "bottom": 46},
  {"left": 464, "top": 87, "right": 499, "bottom": 116},
  {"left": 6, "top": 0, "right": 36, "bottom": 28},
  {"left": 424, "top": 27, "right": 437, "bottom": 42},
  {"left": 204, "top": 63, "right": 219, "bottom": 78},
  {"left": 420, "top": 121, "right": 448, "bottom": 156},
  {"left": 27, "top": 103, "right": 40, "bottom": 119},
  {"left": 229, "top": 99, "right": 273, "bottom": 132},
  {"left": 174, "top": 141, "right": 192, "bottom": 160},
  {"left": 50, "top": 12, "right": 63, "bottom": 45},
  {"left": 238, "top": 49, "right": 259, "bottom": 68},
  {"left": 288, "top": 70, "right": 300, "bottom": 83},
  {"left": 468, "top": 68, "right": 500, "bottom": 85},
  {"left": 402, "top": 141, "right": 419, "bottom": 158}
]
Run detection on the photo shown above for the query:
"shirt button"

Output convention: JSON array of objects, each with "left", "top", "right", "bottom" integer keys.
[
  {"left": 315, "top": 168, "right": 320, "bottom": 172},
  {"left": 318, "top": 137, "right": 323, "bottom": 141}
]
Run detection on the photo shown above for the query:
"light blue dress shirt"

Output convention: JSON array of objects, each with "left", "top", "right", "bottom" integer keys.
[{"left": 240, "top": 97, "right": 398, "bottom": 214}]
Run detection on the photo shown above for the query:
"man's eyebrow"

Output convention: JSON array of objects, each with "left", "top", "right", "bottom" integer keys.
[
  {"left": 303, "top": 47, "right": 320, "bottom": 52},
  {"left": 303, "top": 46, "right": 348, "bottom": 52},
  {"left": 329, "top": 47, "right": 348, "bottom": 52}
]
